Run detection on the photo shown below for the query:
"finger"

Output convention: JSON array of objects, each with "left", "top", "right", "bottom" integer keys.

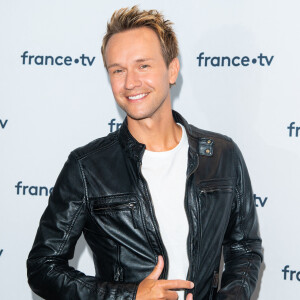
[
  {"left": 186, "top": 293, "right": 193, "bottom": 300},
  {"left": 165, "top": 290, "right": 179, "bottom": 300},
  {"left": 147, "top": 255, "right": 164, "bottom": 280},
  {"left": 158, "top": 279, "right": 194, "bottom": 290}
]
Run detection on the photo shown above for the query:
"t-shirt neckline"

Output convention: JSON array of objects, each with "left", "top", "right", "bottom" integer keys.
[{"left": 143, "top": 123, "right": 187, "bottom": 158}]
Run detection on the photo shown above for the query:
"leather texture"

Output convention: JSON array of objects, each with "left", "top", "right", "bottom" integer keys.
[{"left": 27, "top": 110, "right": 263, "bottom": 300}]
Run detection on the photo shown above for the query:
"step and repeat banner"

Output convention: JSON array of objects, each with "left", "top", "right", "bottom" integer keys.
[{"left": 1, "top": 0, "right": 299, "bottom": 299}]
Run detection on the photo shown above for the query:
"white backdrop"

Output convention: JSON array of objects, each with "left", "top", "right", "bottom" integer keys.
[{"left": 1, "top": 0, "right": 300, "bottom": 299}]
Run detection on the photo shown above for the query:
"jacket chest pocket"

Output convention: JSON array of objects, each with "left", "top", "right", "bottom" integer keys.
[
  {"left": 94, "top": 201, "right": 138, "bottom": 229},
  {"left": 196, "top": 179, "right": 235, "bottom": 232},
  {"left": 199, "top": 186, "right": 233, "bottom": 195},
  {"left": 198, "top": 179, "right": 234, "bottom": 208},
  {"left": 92, "top": 194, "right": 139, "bottom": 231},
  {"left": 199, "top": 185, "right": 233, "bottom": 210}
]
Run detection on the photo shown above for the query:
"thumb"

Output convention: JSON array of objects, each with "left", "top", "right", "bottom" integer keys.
[{"left": 147, "top": 255, "right": 164, "bottom": 280}]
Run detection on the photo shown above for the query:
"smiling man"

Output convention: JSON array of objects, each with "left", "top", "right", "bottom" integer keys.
[{"left": 27, "top": 6, "right": 262, "bottom": 300}]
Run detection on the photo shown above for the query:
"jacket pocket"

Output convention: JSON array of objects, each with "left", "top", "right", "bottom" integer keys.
[
  {"left": 199, "top": 186, "right": 233, "bottom": 194},
  {"left": 198, "top": 179, "right": 234, "bottom": 211},
  {"left": 209, "top": 271, "right": 219, "bottom": 300},
  {"left": 195, "top": 179, "right": 234, "bottom": 267},
  {"left": 198, "top": 178, "right": 234, "bottom": 195},
  {"left": 92, "top": 194, "right": 139, "bottom": 229}
]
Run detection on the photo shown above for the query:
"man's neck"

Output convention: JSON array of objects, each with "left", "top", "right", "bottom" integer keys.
[{"left": 127, "top": 110, "right": 182, "bottom": 152}]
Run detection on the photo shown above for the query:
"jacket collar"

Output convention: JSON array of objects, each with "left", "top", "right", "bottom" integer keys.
[
  {"left": 118, "top": 110, "right": 212, "bottom": 162},
  {"left": 119, "top": 110, "right": 199, "bottom": 161}
]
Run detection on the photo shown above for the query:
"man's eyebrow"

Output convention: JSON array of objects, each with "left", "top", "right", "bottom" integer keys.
[
  {"left": 135, "top": 58, "right": 153, "bottom": 63},
  {"left": 107, "top": 63, "right": 121, "bottom": 69},
  {"left": 107, "top": 58, "right": 154, "bottom": 69}
]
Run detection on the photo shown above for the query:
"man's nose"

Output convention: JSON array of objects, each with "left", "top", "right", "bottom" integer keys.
[{"left": 124, "top": 70, "right": 142, "bottom": 90}]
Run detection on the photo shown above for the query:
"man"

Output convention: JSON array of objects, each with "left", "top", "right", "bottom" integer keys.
[{"left": 27, "top": 6, "right": 262, "bottom": 300}]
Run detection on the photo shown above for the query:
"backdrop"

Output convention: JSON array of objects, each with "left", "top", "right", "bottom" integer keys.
[{"left": 1, "top": 0, "right": 299, "bottom": 299}]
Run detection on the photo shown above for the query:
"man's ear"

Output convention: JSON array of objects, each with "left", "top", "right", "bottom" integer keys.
[{"left": 168, "top": 57, "right": 180, "bottom": 85}]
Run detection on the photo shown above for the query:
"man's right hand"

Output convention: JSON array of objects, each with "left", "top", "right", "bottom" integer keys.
[{"left": 136, "top": 256, "right": 194, "bottom": 300}]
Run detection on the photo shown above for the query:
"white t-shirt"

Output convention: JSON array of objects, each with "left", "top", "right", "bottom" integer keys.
[{"left": 141, "top": 123, "right": 189, "bottom": 300}]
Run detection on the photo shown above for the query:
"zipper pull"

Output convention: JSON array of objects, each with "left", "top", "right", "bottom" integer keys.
[
  {"left": 114, "top": 265, "right": 124, "bottom": 282},
  {"left": 129, "top": 203, "right": 138, "bottom": 229}
]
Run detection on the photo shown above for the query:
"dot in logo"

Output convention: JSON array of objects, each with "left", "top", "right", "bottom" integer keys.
[
  {"left": 74, "top": 59, "right": 79, "bottom": 64},
  {"left": 252, "top": 58, "right": 257, "bottom": 64}
]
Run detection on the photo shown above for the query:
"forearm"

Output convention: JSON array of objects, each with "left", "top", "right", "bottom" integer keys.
[
  {"left": 216, "top": 251, "right": 262, "bottom": 300},
  {"left": 27, "top": 256, "right": 138, "bottom": 300}
]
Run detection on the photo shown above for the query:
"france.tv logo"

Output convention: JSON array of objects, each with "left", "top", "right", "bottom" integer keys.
[
  {"left": 287, "top": 122, "right": 300, "bottom": 137},
  {"left": 15, "top": 181, "right": 53, "bottom": 196},
  {"left": 0, "top": 119, "right": 8, "bottom": 129},
  {"left": 282, "top": 265, "right": 300, "bottom": 281},
  {"left": 108, "top": 119, "right": 122, "bottom": 133},
  {"left": 21, "top": 51, "right": 96, "bottom": 66},
  {"left": 196, "top": 52, "right": 274, "bottom": 67}
]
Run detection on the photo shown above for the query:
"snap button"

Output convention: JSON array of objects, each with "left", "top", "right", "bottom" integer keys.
[
  {"left": 205, "top": 149, "right": 210, "bottom": 154},
  {"left": 207, "top": 140, "right": 211, "bottom": 144}
]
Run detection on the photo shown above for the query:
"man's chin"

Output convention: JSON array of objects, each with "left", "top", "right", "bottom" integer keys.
[
  {"left": 127, "top": 113, "right": 150, "bottom": 121},
  {"left": 125, "top": 110, "right": 155, "bottom": 121}
]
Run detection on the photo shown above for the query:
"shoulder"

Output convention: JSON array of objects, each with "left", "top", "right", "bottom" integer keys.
[
  {"left": 69, "top": 131, "right": 119, "bottom": 161},
  {"left": 188, "top": 124, "right": 232, "bottom": 142},
  {"left": 186, "top": 122, "right": 246, "bottom": 180},
  {"left": 187, "top": 123, "right": 237, "bottom": 155},
  {"left": 174, "top": 110, "right": 235, "bottom": 150}
]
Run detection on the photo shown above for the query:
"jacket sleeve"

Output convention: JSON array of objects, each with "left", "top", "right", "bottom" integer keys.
[
  {"left": 216, "top": 141, "right": 263, "bottom": 300},
  {"left": 27, "top": 153, "right": 138, "bottom": 300}
]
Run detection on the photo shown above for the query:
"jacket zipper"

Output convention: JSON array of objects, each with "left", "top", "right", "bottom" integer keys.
[
  {"left": 184, "top": 152, "right": 200, "bottom": 297},
  {"left": 138, "top": 160, "right": 169, "bottom": 279},
  {"left": 93, "top": 202, "right": 136, "bottom": 211},
  {"left": 200, "top": 187, "right": 233, "bottom": 194},
  {"left": 114, "top": 244, "right": 124, "bottom": 282}
]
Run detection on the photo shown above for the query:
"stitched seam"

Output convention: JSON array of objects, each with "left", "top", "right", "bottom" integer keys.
[
  {"left": 52, "top": 267, "right": 136, "bottom": 296},
  {"left": 77, "top": 157, "right": 102, "bottom": 235},
  {"left": 198, "top": 177, "right": 236, "bottom": 184},
  {"left": 89, "top": 193, "right": 136, "bottom": 201},
  {"left": 195, "top": 192, "right": 202, "bottom": 276},
  {"left": 235, "top": 254, "right": 252, "bottom": 299},
  {"left": 233, "top": 142, "right": 249, "bottom": 253},
  {"left": 69, "top": 152, "right": 88, "bottom": 202},
  {"left": 50, "top": 267, "right": 112, "bottom": 295},
  {"left": 138, "top": 196, "right": 157, "bottom": 257},
  {"left": 76, "top": 138, "right": 119, "bottom": 161},
  {"left": 234, "top": 187, "right": 244, "bottom": 237},
  {"left": 188, "top": 124, "right": 232, "bottom": 142},
  {"left": 57, "top": 155, "right": 86, "bottom": 255},
  {"left": 51, "top": 267, "right": 97, "bottom": 291},
  {"left": 138, "top": 172, "right": 165, "bottom": 261},
  {"left": 230, "top": 140, "right": 236, "bottom": 214},
  {"left": 235, "top": 187, "right": 251, "bottom": 254},
  {"left": 57, "top": 201, "right": 84, "bottom": 255},
  {"left": 78, "top": 159, "right": 89, "bottom": 203}
]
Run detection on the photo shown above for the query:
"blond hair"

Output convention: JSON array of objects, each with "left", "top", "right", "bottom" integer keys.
[{"left": 101, "top": 6, "right": 179, "bottom": 69}]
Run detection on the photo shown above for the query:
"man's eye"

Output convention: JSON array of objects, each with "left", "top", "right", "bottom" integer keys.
[
  {"left": 140, "top": 64, "right": 150, "bottom": 69},
  {"left": 113, "top": 69, "right": 123, "bottom": 74}
]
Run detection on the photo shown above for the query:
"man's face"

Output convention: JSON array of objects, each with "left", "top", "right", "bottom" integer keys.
[{"left": 105, "top": 27, "right": 178, "bottom": 121}]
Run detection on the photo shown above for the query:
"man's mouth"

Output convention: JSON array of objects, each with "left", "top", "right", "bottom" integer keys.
[{"left": 127, "top": 93, "right": 149, "bottom": 101}]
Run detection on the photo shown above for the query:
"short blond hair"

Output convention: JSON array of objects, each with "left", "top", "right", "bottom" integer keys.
[{"left": 101, "top": 6, "right": 179, "bottom": 69}]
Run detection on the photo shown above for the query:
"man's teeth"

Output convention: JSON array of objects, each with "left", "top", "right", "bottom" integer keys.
[{"left": 128, "top": 93, "right": 147, "bottom": 100}]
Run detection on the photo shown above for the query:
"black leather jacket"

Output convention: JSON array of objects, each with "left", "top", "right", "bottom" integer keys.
[{"left": 27, "top": 111, "right": 262, "bottom": 300}]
